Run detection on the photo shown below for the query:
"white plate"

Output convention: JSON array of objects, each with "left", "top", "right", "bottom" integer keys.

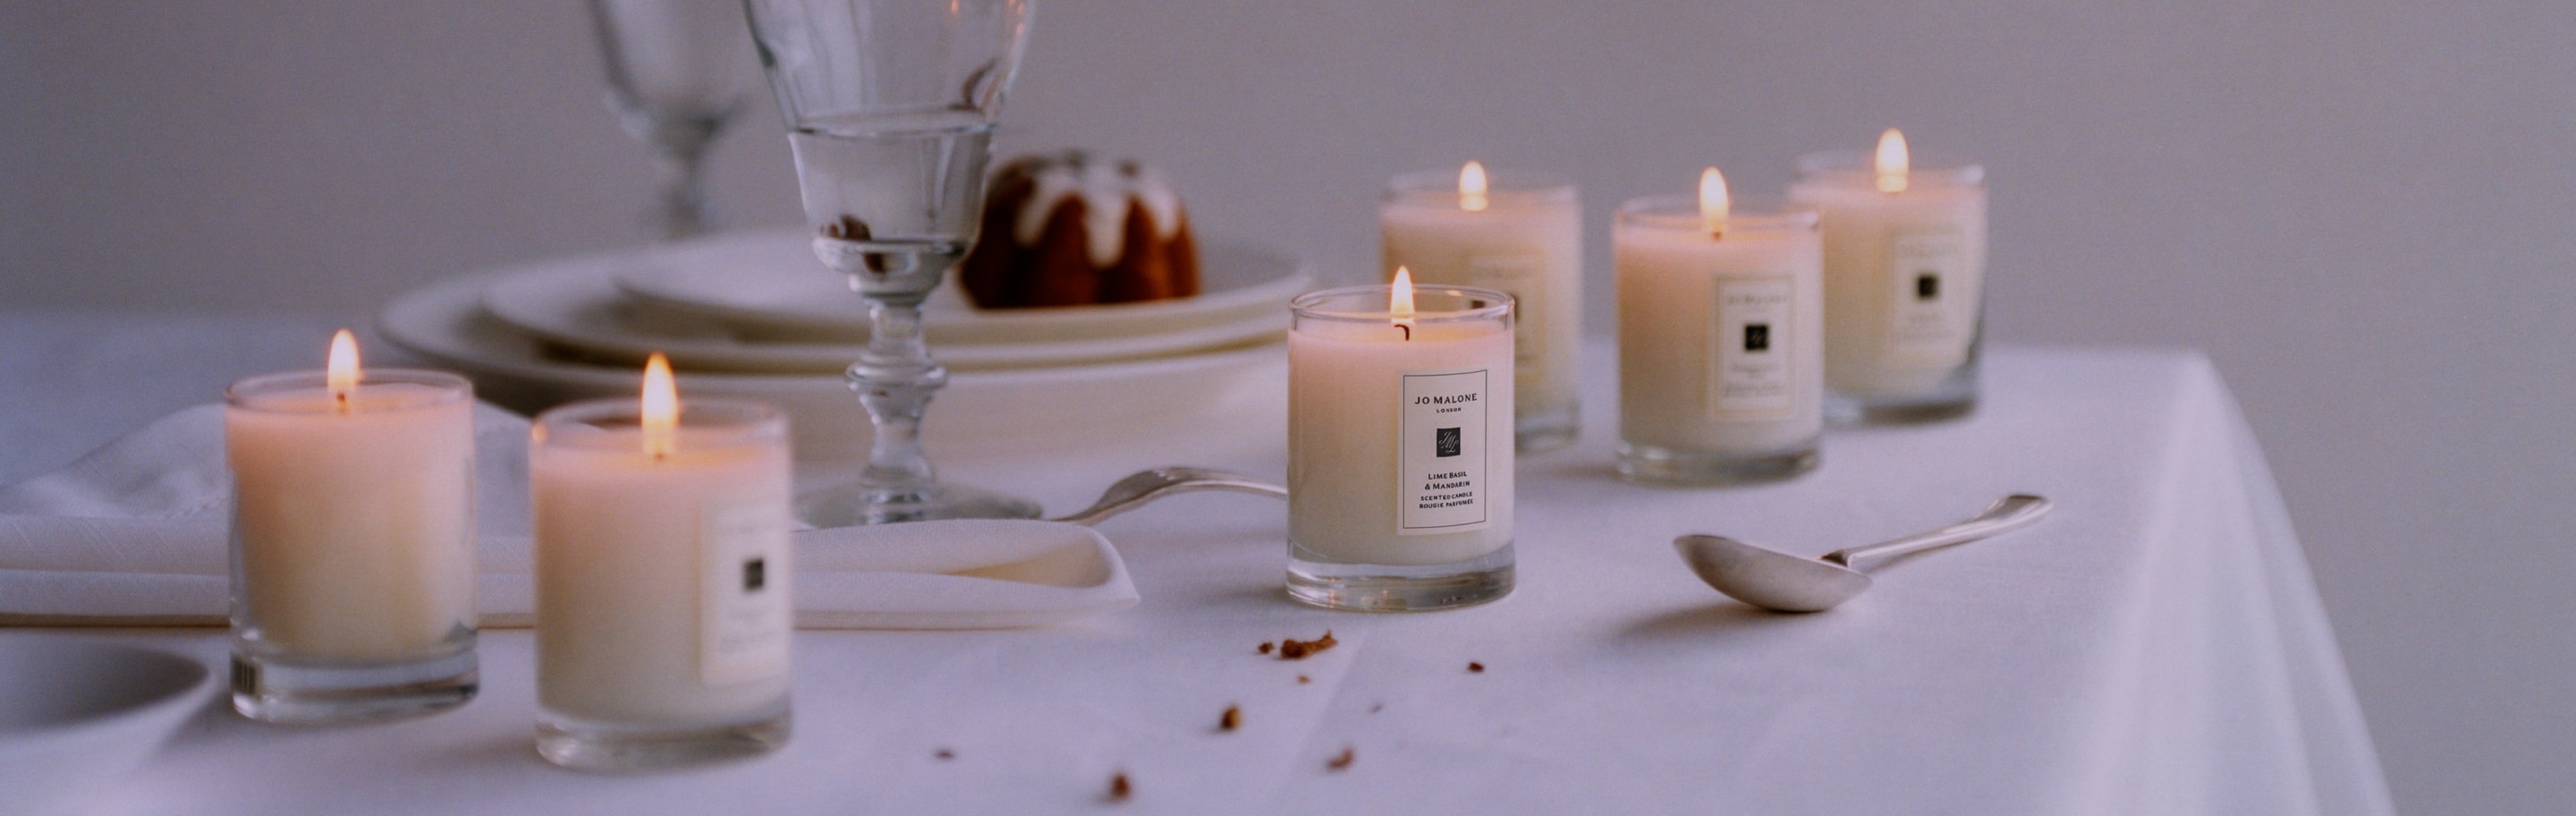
[
  {"left": 610, "top": 228, "right": 1312, "bottom": 344},
  {"left": 482, "top": 259, "right": 1285, "bottom": 374},
  {"left": 380, "top": 269, "right": 1287, "bottom": 463}
]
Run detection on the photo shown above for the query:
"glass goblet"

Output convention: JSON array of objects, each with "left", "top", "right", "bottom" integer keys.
[
  {"left": 589, "top": 0, "right": 758, "bottom": 240},
  {"left": 744, "top": 0, "right": 1038, "bottom": 525}
]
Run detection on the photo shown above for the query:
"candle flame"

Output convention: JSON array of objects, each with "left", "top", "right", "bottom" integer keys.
[
  {"left": 326, "top": 329, "right": 359, "bottom": 411},
  {"left": 1391, "top": 266, "right": 1417, "bottom": 340},
  {"left": 1458, "top": 160, "right": 1489, "bottom": 213},
  {"left": 1875, "top": 128, "right": 1911, "bottom": 193},
  {"left": 641, "top": 353, "right": 678, "bottom": 460},
  {"left": 1699, "top": 166, "right": 1731, "bottom": 239}
]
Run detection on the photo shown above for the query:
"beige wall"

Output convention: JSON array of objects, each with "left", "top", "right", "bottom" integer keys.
[{"left": 7, "top": 2, "right": 2573, "bottom": 809}]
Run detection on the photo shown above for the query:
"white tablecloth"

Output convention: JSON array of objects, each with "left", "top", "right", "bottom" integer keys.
[{"left": 0, "top": 312, "right": 2392, "bottom": 815}]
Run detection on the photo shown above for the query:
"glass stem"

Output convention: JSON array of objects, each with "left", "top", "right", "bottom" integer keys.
[
  {"left": 650, "top": 145, "right": 711, "bottom": 242},
  {"left": 851, "top": 293, "right": 945, "bottom": 509}
]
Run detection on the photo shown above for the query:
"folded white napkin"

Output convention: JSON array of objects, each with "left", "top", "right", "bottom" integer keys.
[{"left": 0, "top": 404, "right": 1136, "bottom": 629}]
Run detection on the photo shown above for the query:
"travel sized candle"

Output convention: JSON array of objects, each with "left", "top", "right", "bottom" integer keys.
[
  {"left": 1614, "top": 169, "right": 1826, "bottom": 483},
  {"left": 1790, "top": 129, "right": 1989, "bottom": 421},
  {"left": 225, "top": 329, "right": 479, "bottom": 724},
  {"left": 1286, "top": 272, "right": 1516, "bottom": 611},
  {"left": 532, "top": 354, "right": 794, "bottom": 771},
  {"left": 1380, "top": 162, "right": 1581, "bottom": 453}
]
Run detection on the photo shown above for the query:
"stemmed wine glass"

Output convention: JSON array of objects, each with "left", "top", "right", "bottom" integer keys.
[
  {"left": 744, "top": 0, "right": 1038, "bottom": 525},
  {"left": 588, "top": 0, "right": 757, "bottom": 240}
]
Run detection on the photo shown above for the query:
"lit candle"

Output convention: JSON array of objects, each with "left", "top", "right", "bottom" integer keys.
[
  {"left": 531, "top": 353, "right": 793, "bottom": 769},
  {"left": 225, "top": 329, "right": 478, "bottom": 723},
  {"left": 1379, "top": 161, "right": 1582, "bottom": 452},
  {"left": 1614, "top": 170, "right": 1825, "bottom": 483},
  {"left": 1285, "top": 276, "right": 1516, "bottom": 611},
  {"left": 1789, "top": 129, "right": 1989, "bottom": 421}
]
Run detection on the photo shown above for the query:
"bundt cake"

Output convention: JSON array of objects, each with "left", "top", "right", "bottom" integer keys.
[{"left": 961, "top": 152, "right": 1201, "bottom": 308}]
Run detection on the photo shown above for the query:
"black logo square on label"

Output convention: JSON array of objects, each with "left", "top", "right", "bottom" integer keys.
[
  {"left": 1743, "top": 323, "right": 1770, "bottom": 353},
  {"left": 1916, "top": 273, "right": 1941, "bottom": 301},
  {"left": 1436, "top": 427, "right": 1462, "bottom": 457},
  {"left": 743, "top": 557, "right": 767, "bottom": 592}
]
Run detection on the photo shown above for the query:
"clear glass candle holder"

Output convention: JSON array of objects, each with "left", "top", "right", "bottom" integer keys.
[
  {"left": 225, "top": 368, "right": 479, "bottom": 725},
  {"left": 1286, "top": 285, "right": 1516, "bottom": 612},
  {"left": 1613, "top": 195, "right": 1825, "bottom": 484},
  {"left": 531, "top": 398, "right": 794, "bottom": 771},
  {"left": 1380, "top": 167, "right": 1582, "bottom": 454},
  {"left": 1789, "top": 151, "right": 1988, "bottom": 422}
]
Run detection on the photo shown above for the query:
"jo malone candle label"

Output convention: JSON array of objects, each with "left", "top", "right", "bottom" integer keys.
[
  {"left": 1885, "top": 229, "right": 1974, "bottom": 368},
  {"left": 700, "top": 497, "right": 792, "bottom": 685},
  {"left": 1710, "top": 276, "right": 1798, "bottom": 420},
  {"left": 1399, "top": 367, "right": 1493, "bottom": 534}
]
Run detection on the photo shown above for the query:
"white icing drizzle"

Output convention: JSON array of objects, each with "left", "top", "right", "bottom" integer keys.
[{"left": 1011, "top": 155, "right": 1183, "bottom": 268}]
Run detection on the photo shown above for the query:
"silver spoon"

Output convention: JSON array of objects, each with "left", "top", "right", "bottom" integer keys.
[
  {"left": 1050, "top": 466, "right": 1287, "bottom": 526},
  {"left": 1674, "top": 494, "right": 2052, "bottom": 613}
]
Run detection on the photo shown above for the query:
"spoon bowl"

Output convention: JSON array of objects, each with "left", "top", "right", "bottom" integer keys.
[
  {"left": 1675, "top": 494, "right": 2051, "bottom": 613},
  {"left": 1674, "top": 533, "right": 1874, "bottom": 613}
]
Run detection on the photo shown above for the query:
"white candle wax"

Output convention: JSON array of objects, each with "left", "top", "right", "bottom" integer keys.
[
  {"left": 1614, "top": 197, "right": 1825, "bottom": 456},
  {"left": 1789, "top": 149, "right": 1989, "bottom": 400},
  {"left": 226, "top": 372, "right": 476, "bottom": 660},
  {"left": 1288, "top": 286, "right": 1515, "bottom": 566},
  {"left": 532, "top": 400, "right": 792, "bottom": 726},
  {"left": 1380, "top": 166, "right": 1581, "bottom": 447}
]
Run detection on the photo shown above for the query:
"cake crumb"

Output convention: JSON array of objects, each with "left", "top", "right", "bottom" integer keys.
[
  {"left": 1297, "top": 675, "right": 1310, "bottom": 684},
  {"left": 1277, "top": 630, "right": 1337, "bottom": 659},
  {"left": 1106, "top": 771, "right": 1132, "bottom": 803},
  {"left": 1368, "top": 702, "right": 1384, "bottom": 713},
  {"left": 1326, "top": 746, "right": 1356, "bottom": 770},
  {"left": 1468, "top": 661, "right": 1485, "bottom": 673},
  {"left": 935, "top": 748, "right": 954, "bottom": 761},
  {"left": 1219, "top": 704, "right": 1241, "bottom": 731},
  {"left": 1258, "top": 642, "right": 1275, "bottom": 655}
]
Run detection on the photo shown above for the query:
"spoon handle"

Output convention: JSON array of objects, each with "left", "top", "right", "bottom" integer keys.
[
  {"left": 1822, "top": 494, "right": 2052, "bottom": 568},
  {"left": 1050, "top": 468, "right": 1286, "bottom": 526}
]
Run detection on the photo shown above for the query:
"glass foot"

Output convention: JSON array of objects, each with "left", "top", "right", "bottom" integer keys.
[
  {"left": 1286, "top": 543, "right": 1515, "bottom": 612},
  {"left": 1615, "top": 440, "right": 1819, "bottom": 486},
  {"left": 537, "top": 701, "right": 790, "bottom": 772},
  {"left": 795, "top": 478, "right": 1040, "bottom": 527},
  {"left": 1826, "top": 358, "right": 1979, "bottom": 425},
  {"left": 1514, "top": 401, "right": 1580, "bottom": 455},
  {"left": 1825, "top": 393, "right": 1977, "bottom": 425},
  {"left": 230, "top": 644, "right": 477, "bottom": 725}
]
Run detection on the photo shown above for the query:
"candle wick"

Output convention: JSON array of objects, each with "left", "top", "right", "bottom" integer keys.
[
  {"left": 1397, "top": 323, "right": 1411, "bottom": 341},
  {"left": 334, "top": 389, "right": 350, "bottom": 413}
]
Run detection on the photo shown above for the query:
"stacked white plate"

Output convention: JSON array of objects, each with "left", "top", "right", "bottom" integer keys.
[{"left": 379, "top": 228, "right": 1309, "bottom": 462}]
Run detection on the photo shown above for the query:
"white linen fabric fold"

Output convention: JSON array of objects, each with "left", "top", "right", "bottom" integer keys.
[{"left": 0, "top": 404, "right": 1135, "bottom": 629}]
